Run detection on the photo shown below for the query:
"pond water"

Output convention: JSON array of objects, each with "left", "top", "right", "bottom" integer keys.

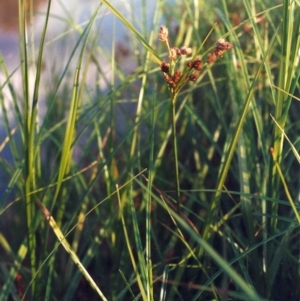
[
  {"left": 0, "top": 0, "right": 158, "bottom": 116},
  {"left": 0, "top": 0, "right": 170, "bottom": 199}
]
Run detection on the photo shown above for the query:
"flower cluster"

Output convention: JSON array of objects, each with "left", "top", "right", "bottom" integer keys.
[
  {"left": 158, "top": 25, "right": 195, "bottom": 89},
  {"left": 158, "top": 25, "right": 233, "bottom": 90},
  {"left": 207, "top": 38, "right": 233, "bottom": 64}
]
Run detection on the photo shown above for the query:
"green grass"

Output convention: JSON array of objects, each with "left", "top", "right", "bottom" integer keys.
[{"left": 0, "top": 0, "right": 299, "bottom": 300}]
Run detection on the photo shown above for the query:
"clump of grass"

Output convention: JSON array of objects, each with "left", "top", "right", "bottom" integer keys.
[{"left": 0, "top": 0, "right": 299, "bottom": 300}]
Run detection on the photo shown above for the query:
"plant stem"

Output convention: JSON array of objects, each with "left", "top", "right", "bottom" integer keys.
[{"left": 171, "top": 92, "right": 180, "bottom": 215}]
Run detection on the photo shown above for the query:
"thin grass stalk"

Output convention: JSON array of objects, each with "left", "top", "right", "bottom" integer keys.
[
  {"left": 269, "top": 5, "right": 300, "bottom": 283},
  {"left": 193, "top": 221, "right": 299, "bottom": 300},
  {"left": 200, "top": 45, "right": 270, "bottom": 251},
  {"left": 153, "top": 95, "right": 189, "bottom": 179},
  {"left": 236, "top": 131, "right": 262, "bottom": 290},
  {"left": 145, "top": 92, "right": 156, "bottom": 301},
  {"left": 129, "top": 178, "right": 148, "bottom": 291},
  {"left": 44, "top": 263, "right": 55, "bottom": 301},
  {"left": 265, "top": 221, "right": 298, "bottom": 295},
  {"left": 53, "top": 65, "right": 80, "bottom": 208},
  {"left": 61, "top": 170, "right": 146, "bottom": 300},
  {"left": 62, "top": 223, "right": 107, "bottom": 300},
  {"left": 0, "top": 240, "right": 27, "bottom": 301},
  {"left": 109, "top": 16, "right": 116, "bottom": 192},
  {"left": 42, "top": 8, "right": 101, "bottom": 298},
  {"left": 81, "top": 34, "right": 111, "bottom": 196},
  {"left": 100, "top": 0, "right": 161, "bottom": 64},
  {"left": 0, "top": 168, "right": 23, "bottom": 210},
  {"left": 18, "top": 0, "right": 37, "bottom": 296},
  {"left": 63, "top": 40, "right": 104, "bottom": 283},
  {"left": 35, "top": 200, "right": 108, "bottom": 301},
  {"left": 27, "top": 0, "right": 52, "bottom": 296},
  {"left": 61, "top": 37, "right": 109, "bottom": 289},
  {"left": 114, "top": 0, "right": 158, "bottom": 222},
  {"left": 229, "top": 0, "right": 277, "bottom": 158},
  {"left": 0, "top": 58, "right": 21, "bottom": 168},
  {"left": 23, "top": 239, "right": 60, "bottom": 301},
  {"left": 170, "top": 93, "right": 181, "bottom": 214},
  {"left": 127, "top": 0, "right": 160, "bottom": 165},
  {"left": 199, "top": 3, "right": 278, "bottom": 255},
  {"left": 237, "top": 0, "right": 294, "bottom": 287},
  {"left": 98, "top": 7, "right": 160, "bottom": 298},
  {"left": 54, "top": 6, "right": 100, "bottom": 219},
  {"left": 137, "top": 178, "right": 219, "bottom": 300},
  {"left": 218, "top": 5, "right": 260, "bottom": 281},
  {"left": 237, "top": 134, "right": 254, "bottom": 241},
  {"left": 63, "top": 199, "right": 88, "bottom": 286},
  {"left": 271, "top": 114, "right": 300, "bottom": 164},
  {"left": 271, "top": 149, "right": 300, "bottom": 224},
  {"left": 117, "top": 185, "right": 148, "bottom": 301},
  {"left": 160, "top": 200, "right": 262, "bottom": 300},
  {"left": 119, "top": 270, "right": 138, "bottom": 300},
  {"left": 270, "top": 0, "right": 300, "bottom": 229},
  {"left": 159, "top": 265, "right": 169, "bottom": 301}
]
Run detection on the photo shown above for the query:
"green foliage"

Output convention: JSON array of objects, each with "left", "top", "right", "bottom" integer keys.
[{"left": 0, "top": 0, "right": 299, "bottom": 300}]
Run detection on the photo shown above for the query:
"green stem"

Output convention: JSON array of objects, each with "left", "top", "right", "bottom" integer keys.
[
  {"left": 18, "top": 0, "right": 36, "bottom": 296},
  {"left": 171, "top": 92, "right": 180, "bottom": 214}
]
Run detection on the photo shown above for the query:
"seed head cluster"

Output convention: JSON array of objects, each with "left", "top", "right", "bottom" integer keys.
[
  {"left": 207, "top": 38, "right": 233, "bottom": 64},
  {"left": 158, "top": 25, "right": 233, "bottom": 91}
]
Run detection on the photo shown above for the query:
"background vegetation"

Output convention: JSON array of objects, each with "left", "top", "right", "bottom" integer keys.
[{"left": 0, "top": 0, "right": 299, "bottom": 300}]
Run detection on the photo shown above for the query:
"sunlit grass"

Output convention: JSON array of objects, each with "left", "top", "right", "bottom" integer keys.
[{"left": 0, "top": 0, "right": 299, "bottom": 300}]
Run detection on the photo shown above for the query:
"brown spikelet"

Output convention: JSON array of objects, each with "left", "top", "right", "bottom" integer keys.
[
  {"left": 172, "top": 69, "right": 182, "bottom": 84},
  {"left": 180, "top": 46, "right": 192, "bottom": 55},
  {"left": 215, "top": 38, "right": 233, "bottom": 57},
  {"left": 163, "top": 73, "right": 176, "bottom": 87},
  {"left": 158, "top": 25, "right": 169, "bottom": 41},
  {"left": 187, "top": 58, "right": 203, "bottom": 71},
  {"left": 207, "top": 52, "right": 217, "bottom": 64},
  {"left": 160, "top": 61, "right": 170, "bottom": 73},
  {"left": 169, "top": 48, "right": 178, "bottom": 60}
]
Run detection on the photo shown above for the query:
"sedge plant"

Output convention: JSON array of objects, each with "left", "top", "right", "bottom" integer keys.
[
  {"left": 0, "top": 0, "right": 300, "bottom": 300},
  {"left": 157, "top": 24, "right": 233, "bottom": 215}
]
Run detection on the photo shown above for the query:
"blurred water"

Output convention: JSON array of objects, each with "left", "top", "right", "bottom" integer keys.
[
  {"left": 0, "top": 0, "right": 161, "bottom": 113},
  {"left": 0, "top": 0, "right": 164, "bottom": 200}
]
